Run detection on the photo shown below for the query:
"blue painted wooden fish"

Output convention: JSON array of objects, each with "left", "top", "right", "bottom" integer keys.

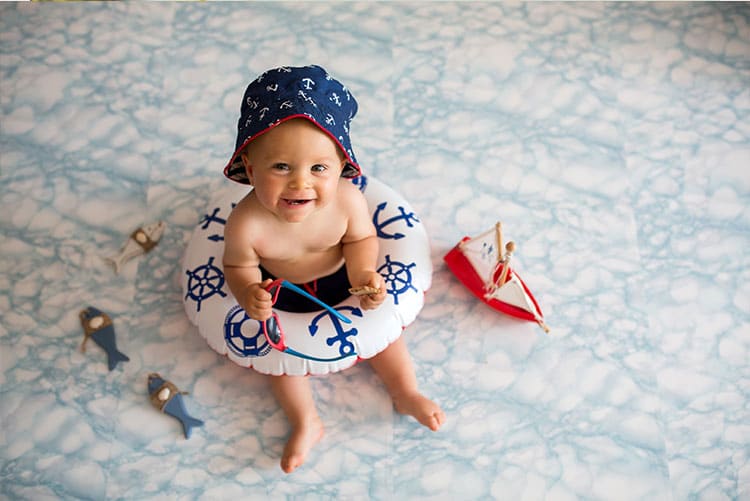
[
  {"left": 79, "top": 307, "right": 130, "bottom": 371},
  {"left": 147, "top": 373, "right": 204, "bottom": 439}
]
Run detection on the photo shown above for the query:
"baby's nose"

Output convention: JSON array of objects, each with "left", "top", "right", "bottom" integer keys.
[{"left": 288, "top": 170, "right": 312, "bottom": 189}]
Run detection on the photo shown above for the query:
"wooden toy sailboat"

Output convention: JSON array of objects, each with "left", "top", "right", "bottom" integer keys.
[{"left": 444, "top": 222, "right": 549, "bottom": 333}]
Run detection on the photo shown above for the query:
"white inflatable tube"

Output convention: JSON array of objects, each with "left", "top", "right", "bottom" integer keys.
[{"left": 182, "top": 176, "right": 432, "bottom": 376}]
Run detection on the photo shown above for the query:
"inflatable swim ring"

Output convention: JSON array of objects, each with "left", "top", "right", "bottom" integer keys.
[{"left": 182, "top": 176, "right": 432, "bottom": 376}]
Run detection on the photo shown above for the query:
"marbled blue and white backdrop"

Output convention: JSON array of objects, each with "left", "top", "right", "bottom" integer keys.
[{"left": 1, "top": 2, "right": 748, "bottom": 500}]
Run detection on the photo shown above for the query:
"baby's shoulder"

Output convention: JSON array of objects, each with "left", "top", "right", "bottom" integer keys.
[
  {"left": 225, "top": 194, "right": 266, "bottom": 241},
  {"left": 226, "top": 192, "right": 254, "bottom": 223},
  {"left": 336, "top": 179, "right": 367, "bottom": 207}
]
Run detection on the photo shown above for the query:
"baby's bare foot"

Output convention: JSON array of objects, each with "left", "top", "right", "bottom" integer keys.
[
  {"left": 280, "top": 417, "right": 324, "bottom": 474},
  {"left": 393, "top": 392, "right": 446, "bottom": 431}
]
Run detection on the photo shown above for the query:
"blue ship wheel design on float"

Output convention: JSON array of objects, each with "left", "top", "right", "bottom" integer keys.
[
  {"left": 378, "top": 255, "right": 417, "bottom": 305},
  {"left": 309, "top": 306, "right": 363, "bottom": 358},
  {"left": 223, "top": 305, "right": 272, "bottom": 357},
  {"left": 185, "top": 256, "right": 227, "bottom": 312}
]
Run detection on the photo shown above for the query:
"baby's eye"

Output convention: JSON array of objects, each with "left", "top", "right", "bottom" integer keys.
[
  {"left": 311, "top": 164, "right": 327, "bottom": 173},
  {"left": 272, "top": 163, "right": 290, "bottom": 171}
]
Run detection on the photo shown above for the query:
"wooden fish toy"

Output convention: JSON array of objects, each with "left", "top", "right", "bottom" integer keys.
[
  {"left": 79, "top": 306, "right": 130, "bottom": 370},
  {"left": 106, "top": 221, "right": 166, "bottom": 274},
  {"left": 147, "top": 373, "right": 204, "bottom": 439}
]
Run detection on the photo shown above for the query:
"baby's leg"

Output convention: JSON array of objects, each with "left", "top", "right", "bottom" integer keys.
[
  {"left": 368, "top": 337, "right": 446, "bottom": 431},
  {"left": 269, "top": 374, "right": 324, "bottom": 473}
]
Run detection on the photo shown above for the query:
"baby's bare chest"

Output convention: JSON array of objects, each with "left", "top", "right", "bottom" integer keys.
[{"left": 255, "top": 220, "right": 346, "bottom": 260}]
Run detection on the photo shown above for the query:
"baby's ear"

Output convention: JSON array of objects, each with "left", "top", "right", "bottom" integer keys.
[{"left": 241, "top": 152, "right": 254, "bottom": 182}]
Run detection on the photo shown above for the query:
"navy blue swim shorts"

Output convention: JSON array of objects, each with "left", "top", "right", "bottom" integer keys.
[{"left": 259, "top": 264, "right": 352, "bottom": 313}]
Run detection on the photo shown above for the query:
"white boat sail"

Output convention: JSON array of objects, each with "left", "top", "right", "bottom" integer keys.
[{"left": 457, "top": 224, "right": 504, "bottom": 290}]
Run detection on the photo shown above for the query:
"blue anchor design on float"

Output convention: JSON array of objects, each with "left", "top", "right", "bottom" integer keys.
[
  {"left": 352, "top": 175, "right": 368, "bottom": 193},
  {"left": 185, "top": 257, "right": 227, "bottom": 312},
  {"left": 200, "top": 204, "right": 235, "bottom": 242},
  {"left": 372, "top": 202, "right": 420, "bottom": 240},
  {"left": 309, "top": 306, "right": 363, "bottom": 359}
]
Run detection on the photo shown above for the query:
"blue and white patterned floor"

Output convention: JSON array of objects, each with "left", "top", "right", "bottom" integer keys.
[{"left": 1, "top": 3, "right": 748, "bottom": 499}]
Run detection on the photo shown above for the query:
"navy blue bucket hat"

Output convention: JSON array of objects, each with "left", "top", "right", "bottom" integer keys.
[{"left": 224, "top": 65, "right": 361, "bottom": 184}]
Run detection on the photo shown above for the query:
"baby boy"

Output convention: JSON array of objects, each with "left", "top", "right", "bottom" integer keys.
[{"left": 222, "top": 65, "right": 445, "bottom": 473}]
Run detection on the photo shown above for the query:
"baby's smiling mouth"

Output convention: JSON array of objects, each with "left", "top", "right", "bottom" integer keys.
[{"left": 283, "top": 198, "right": 311, "bottom": 206}]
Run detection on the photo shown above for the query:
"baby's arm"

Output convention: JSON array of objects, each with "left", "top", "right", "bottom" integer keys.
[
  {"left": 222, "top": 206, "right": 273, "bottom": 321},
  {"left": 341, "top": 183, "right": 387, "bottom": 310}
]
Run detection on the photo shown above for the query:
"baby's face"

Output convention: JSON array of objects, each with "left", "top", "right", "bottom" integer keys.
[{"left": 241, "top": 119, "right": 346, "bottom": 223}]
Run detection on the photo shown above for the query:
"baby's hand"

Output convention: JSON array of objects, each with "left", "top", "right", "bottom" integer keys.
[
  {"left": 351, "top": 272, "right": 386, "bottom": 310},
  {"left": 242, "top": 278, "right": 274, "bottom": 321}
]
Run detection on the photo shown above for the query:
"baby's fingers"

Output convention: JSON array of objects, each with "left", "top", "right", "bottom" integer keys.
[
  {"left": 248, "top": 306, "right": 273, "bottom": 322},
  {"left": 254, "top": 289, "right": 273, "bottom": 304},
  {"left": 257, "top": 278, "right": 274, "bottom": 298},
  {"left": 241, "top": 281, "right": 274, "bottom": 319},
  {"left": 247, "top": 296, "right": 273, "bottom": 321},
  {"left": 360, "top": 290, "right": 386, "bottom": 310}
]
